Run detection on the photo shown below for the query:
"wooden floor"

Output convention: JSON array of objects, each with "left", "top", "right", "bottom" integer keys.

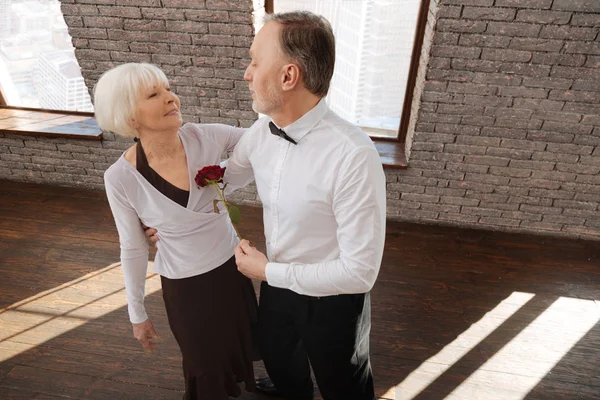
[{"left": 0, "top": 179, "right": 599, "bottom": 400}]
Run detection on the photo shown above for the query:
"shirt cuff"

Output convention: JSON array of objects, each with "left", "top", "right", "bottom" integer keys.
[{"left": 265, "top": 262, "right": 290, "bottom": 289}]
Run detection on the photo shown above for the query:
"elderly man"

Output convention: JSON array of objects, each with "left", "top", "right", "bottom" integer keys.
[{"left": 228, "top": 11, "right": 387, "bottom": 400}]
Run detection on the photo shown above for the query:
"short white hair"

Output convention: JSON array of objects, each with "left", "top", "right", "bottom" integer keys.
[{"left": 93, "top": 63, "right": 169, "bottom": 138}]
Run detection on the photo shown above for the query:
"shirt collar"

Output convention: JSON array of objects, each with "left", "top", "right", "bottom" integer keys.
[{"left": 270, "top": 98, "right": 329, "bottom": 144}]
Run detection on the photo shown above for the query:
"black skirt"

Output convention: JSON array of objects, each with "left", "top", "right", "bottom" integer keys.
[{"left": 161, "top": 257, "right": 260, "bottom": 399}]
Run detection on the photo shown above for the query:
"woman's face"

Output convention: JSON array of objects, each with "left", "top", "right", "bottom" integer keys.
[{"left": 132, "top": 82, "right": 182, "bottom": 134}]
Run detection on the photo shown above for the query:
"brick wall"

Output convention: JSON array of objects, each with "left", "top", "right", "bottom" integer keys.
[
  {"left": 1, "top": 0, "right": 599, "bottom": 239},
  {"left": 0, "top": 0, "right": 257, "bottom": 191},
  {"left": 388, "top": 0, "right": 600, "bottom": 239}
]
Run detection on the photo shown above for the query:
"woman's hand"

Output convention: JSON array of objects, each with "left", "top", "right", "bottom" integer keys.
[{"left": 132, "top": 319, "right": 159, "bottom": 352}]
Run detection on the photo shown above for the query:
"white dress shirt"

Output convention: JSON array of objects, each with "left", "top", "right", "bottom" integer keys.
[
  {"left": 224, "top": 99, "right": 386, "bottom": 297},
  {"left": 104, "top": 123, "right": 245, "bottom": 323}
]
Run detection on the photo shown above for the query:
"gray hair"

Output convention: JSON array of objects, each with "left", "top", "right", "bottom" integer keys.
[
  {"left": 93, "top": 63, "right": 169, "bottom": 138},
  {"left": 265, "top": 11, "right": 335, "bottom": 98}
]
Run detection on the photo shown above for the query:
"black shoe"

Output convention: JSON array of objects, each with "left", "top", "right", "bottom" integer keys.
[{"left": 255, "top": 376, "right": 278, "bottom": 395}]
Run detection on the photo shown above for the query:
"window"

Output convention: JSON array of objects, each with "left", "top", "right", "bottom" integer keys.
[
  {"left": 269, "top": 0, "right": 422, "bottom": 139},
  {"left": 0, "top": 0, "right": 93, "bottom": 112}
]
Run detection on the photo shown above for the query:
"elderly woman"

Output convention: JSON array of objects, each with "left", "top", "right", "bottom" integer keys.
[{"left": 95, "top": 63, "right": 258, "bottom": 400}]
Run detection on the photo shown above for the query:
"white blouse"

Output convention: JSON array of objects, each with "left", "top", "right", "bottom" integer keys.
[{"left": 104, "top": 123, "right": 245, "bottom": 323}]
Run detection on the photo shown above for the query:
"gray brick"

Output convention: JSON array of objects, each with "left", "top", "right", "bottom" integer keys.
[
  {"left": 473, "top": 72, "right": 522, "bottom": 86},
  {"left": 509, "top": 159, "right": 555, "bottom": 171},
  {"left": 229, "top": 12, "right": 252, "bottom": 24},
  {"left": 529, "top": 188, "right": 574, "bottom": 200},
  {"left": 539, "top": 25, "right": 597, "bottom": 41},
  {"left": 519, "top": 204, "right": 563, "bottom": 214},
  {"left": 432, "top": 45, "right": 482, "bottom": 59},
  {"left": 98, "top": 5, "right": 140, "bottom": 18},
  {"left": 422, "top": 169, "right": 466, "bottom": 181},
  {"left": 498, "top": 86, "right": 549, "bottom": 98},
  {"left": 206, "top": 0, "right": 252, "bottom": 11},
  {"left": 444, "top": 144, "right": 487, "bottom": 155},
  {"left": 423, "top": 80, "right": 448, "bottom": 92},
  {"left": 185, "top": 10, "right": 230, "bottom": 23},
  {"left": 489, "top": 166, "right": 532, "bottom": 178},
  {"left": 563, "top": 102, "right": 600, "bottom": 115},
  {"left": 564, "top": 41, "right": 600, "bottom": 56},
  {"left": 64, "top": 16, "right": 84, "bottom": 27},
  {"left": 456, "top": 135, "right": 500, "bottom": 147},
  {"left": 494, "top": 108, "right": 534, "bottom": 119},
  {"left": 547, "top": 142, "right": 594, "bottom": 155},
  {"left": 462, "top": 115, "right": 496, "bottom": 126},
  {"left": 401, "top": 193, "right": 440, "bottom": 203},
  {"left": 438, "top": 5, "right": 462, "bottom": 19},
  {"left": 208, "top": 23, "right": 252, "bottom": 36},
  {"left": 576, "top": 174, "right": 600, "bottom": 185},
  {"left": 552, "top": 0, "right": 600, "bottom": 13},
  {"left": 451, "top": 58, "right": 501, "bottom": 73},
  {"left": 549, "top": 89, "right": 600, "bottom": 103},
  {"left": 554, "top": 199, "right": 598, "bottom": 210},
  {"left": 516, "top": 9, "right": 572, "bottom": 25},
  {"left": 573, "top": 135, "right": 600, "bottom": 146},
  {"left": 418, "top": 113, "right": 462, "bottom": 123},
  {"left": 509, "top": 38, "right": 565, "bottom": 52},
  {"left": 523, "top": 77, "right": 573, "bottom": 89},
  {"left": 421, "top": 203, "right": 462, "bottom": 214},
  {"left": 495, "top": 0, "right": 552, "bottom": 8},
  {"left": 513, "top": 98, "right": 564, "bottom": 111},
  {"left": 486, "top": 147, "right": 533, "bottom": 160},
  {"left": 486, "top": 21, "right": 542, "bottom": 37},
  {"left": 438, "top": 18, "right": 489, "bottom": 33},
  {"left": 128, "top": 42, "right": 169, "bottom": 53},
  {"left": 531, "top": 52, "right": 587, "bottom": 67},
  {"left": 468, "top": 192, "right": 510, "bottom": 203},
  {"left": 429, "top": 57, "right": 453, "bottom": 70},
  {"left": 166, "top": 20, "right": 207, "bottom": 33},
  {"left": 531, "top": 170, "right": 577, "bottom": 182},
  {"left": 509, "top": 178, "right": 561, "bottom": 189},
  {"left": 141, "top": 7, "right": 184, "bottom": 19},
  {"left": 580, "top": 156, "right": 600, "bottom": 166},
  {"left": 556, "top": 163, "right": 600, "bottom": 175},
  {"left": 461, "top": 206, "right": 503, "bottom": 217},
  {"left": 388, "top": 183, "right": 425, "bottom": 194},
  {"left": 462, "top": 7, "right": 516, "bottom": 21},
  {"left": 464, "top": 94, "right": 513, "bottom": 107},
  {"left": 502, "top": 211, "right": 543, "bottom": 221},
  {"left": 482, "top": 127, "right": 528, "bottom": 139},
  {"left": 553, "top": 66, "right": 600, "bottom": 81},
  {"left": 83, "top": 16, "right": 123, "bottom": 29},
  {"left": 527, "top": 131, "right": 575, "bottom": 144},
  {"left": 446, "top": 162, "right": 490, "bottom": 174},
  {"left": 427, "top": 69, "right": 475, "bottom": 82},
  {"left": 542, "top": 121, "right": 593, "bottom": 135},
  {"left": 482, "top": 48, "right": 532, "bottom": 63},
  {"left": 573, "top": 79, "right": 600, "bottom": 91},
  {"left": 465, "top": 173, "right": 511, "bottom": 185},
  {"left": 422, "top": 91, "right": 464, "bottom": 103},
  {"left": 441, "top": 196, "right": 481, "bottom": 206},
  {"left": 571, "top": 13, "right": 600, "bottom": 27},
  {"left": 62, "top": 4, "right": 99, "bottom": 15},
  {"left": 585, "top": 55, "right": 600, "bottom": 69},
  {"left": 499, "top": 62, "right": 552, "bottom": 77}
]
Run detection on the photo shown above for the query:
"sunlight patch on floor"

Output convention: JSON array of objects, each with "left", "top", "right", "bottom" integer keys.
[
  {"left": 445, "top": 296, "right": 600, "bottom": 400},
  {"left": 394, "top": 292, "right": 534, "bottom": 400},
  {"left": 0, "top": 262, "right": 161, "bottom": 362},
  {"left": 394, "top": 292, "right": 600, "bottom": 400}
]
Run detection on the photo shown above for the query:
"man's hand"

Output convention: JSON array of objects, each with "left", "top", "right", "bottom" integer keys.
[
  {"left": 142, "top": 223, "right": 159, "bottom": 248},
  {"left": 234, "top": 239, "right": 268, "bottom": 281},
  {"left": 132, "top": 319, "right": 159, "bottom": 353}
]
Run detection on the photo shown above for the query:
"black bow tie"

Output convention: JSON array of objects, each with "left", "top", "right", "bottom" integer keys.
[{"left": 269, "top": 122, "right": 297, "bottom": 145}]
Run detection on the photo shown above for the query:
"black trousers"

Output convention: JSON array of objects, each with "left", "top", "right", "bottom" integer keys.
[{"left": 258, "top": 282, "right": 375, "bottom": 400}]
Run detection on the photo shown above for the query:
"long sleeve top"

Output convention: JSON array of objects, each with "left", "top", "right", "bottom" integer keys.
[
  {"left": 223, "top": 99, "right": 387, "bottom": 297},
  {"left": 104, "top": 123, "right": 245, "bottom": 323}
]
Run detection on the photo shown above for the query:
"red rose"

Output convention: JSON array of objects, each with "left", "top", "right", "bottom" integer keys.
[{"left": 195, "top": 165, "right": 226, "bottom": 187}]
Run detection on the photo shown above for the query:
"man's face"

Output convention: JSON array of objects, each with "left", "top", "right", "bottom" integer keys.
[{"left": 244, "top": 21, "right": 286, "bottom": 115}]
